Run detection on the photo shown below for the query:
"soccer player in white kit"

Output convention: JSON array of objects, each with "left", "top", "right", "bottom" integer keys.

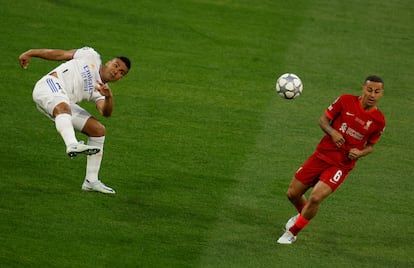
[{"left": 19, "top": 47, "right": 131, "bottom": 194}]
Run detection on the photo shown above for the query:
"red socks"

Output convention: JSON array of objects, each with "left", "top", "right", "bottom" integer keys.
[{"left": 289, "top": 214, "right": 310, "bottom": 235}]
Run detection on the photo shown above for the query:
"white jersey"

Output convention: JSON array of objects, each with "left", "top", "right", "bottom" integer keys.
[{"left": 51, "top": 47, "right": 105, "bottom": 104}]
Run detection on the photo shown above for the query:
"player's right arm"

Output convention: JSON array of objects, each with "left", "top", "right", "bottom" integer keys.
[
  {"left": 318, "top": 113, "right": 345, "bottom": 148},
  {"left": 19, "top": 49, "right": 76, "bottom": 69}
]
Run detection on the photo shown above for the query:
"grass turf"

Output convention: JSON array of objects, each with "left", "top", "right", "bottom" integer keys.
[{"left": 0, "top": 0, "right": 413, "bottom": 267}]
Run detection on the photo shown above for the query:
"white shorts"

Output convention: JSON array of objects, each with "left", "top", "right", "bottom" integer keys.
[{"left": 32, "top": 75, "right": 92, "bottom": 131}]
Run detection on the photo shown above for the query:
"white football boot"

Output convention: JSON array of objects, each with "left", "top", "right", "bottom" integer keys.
[
  {"left": 66, "top": 142, "right": 100, "bottom": 157},
  {"left": 277, "top": 230, "right": 297, "bottom": 244},
  {"left": 277, "top": 214, "right": 299, "bottom": 244},
  {"left": 82, "top": 179, "right": 116, "bottom": 194}
]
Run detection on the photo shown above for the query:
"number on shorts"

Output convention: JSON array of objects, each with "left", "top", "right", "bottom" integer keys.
[{"left": 330, "top": 170, "right": 343, "bottom": 184}]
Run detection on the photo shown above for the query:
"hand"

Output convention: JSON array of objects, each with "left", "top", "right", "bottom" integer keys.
[
  {"left": 19, "top": 52, "right": 31, "bottom": 69},
  {"left": 95, "top": 81, "right": 112, "bottom": 97},
  {"left": 348, "top": 148, "right": 362, "bottom": 160},
  {"left": 330, "top": 129, "right": 345, "bottom": 148}
]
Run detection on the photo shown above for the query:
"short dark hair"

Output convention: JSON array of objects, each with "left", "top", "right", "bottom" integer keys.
[
  {"left": 118, "top": 56, "right": 131, "bottom": 70},
  {"left": 365, "top": 75, "right": 383, "bottom": 85}
]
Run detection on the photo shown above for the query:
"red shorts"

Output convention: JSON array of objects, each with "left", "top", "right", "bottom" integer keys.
[{"left": 295, "top": 153, "right": 351, "bottom": 191}]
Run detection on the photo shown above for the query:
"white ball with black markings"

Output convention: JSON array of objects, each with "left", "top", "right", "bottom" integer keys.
[{"left": 276, "top": 73, "right": 303, "bottom": 99}]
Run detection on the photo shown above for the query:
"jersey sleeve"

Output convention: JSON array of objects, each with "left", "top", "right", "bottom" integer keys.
[
  {"left": 91, "top": 93, "right": 105, "bottom": 103},
  {"left": 368, "top": 132, "right": 381, "bottom": 144},
  {"left": 72, "top": 47, "right": 100, "bottom": 60},
  {"left": 368, "top": 119, "right": 386, "bottom": 144},
  {"left": 325, "top": 96, "right": 343, "bottom": 120}
]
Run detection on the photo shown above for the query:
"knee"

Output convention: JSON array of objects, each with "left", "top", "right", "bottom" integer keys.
[
  {"left": 308, "top": 193, "right": 323, "bottom": 206},
  {"left": 53, "top": 102, "right": 71, "bottom": 117},
  {"left": 307, "top": 182, "right": 332, "bottom": 206},
  {"left": 286, "top": 179, "right": 305, "bottom": 201},
  {"left": 83, "top": 120, "right": 106, "bottom": 137},
  {"left": 94, "top": 123, "right": 106, "bottom": 137},
  {"left": 286, "top": 188, "right": 299, "bottom": 201}
]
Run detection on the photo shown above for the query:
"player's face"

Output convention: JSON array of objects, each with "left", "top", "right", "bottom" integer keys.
[
  {"left": 361, "top": 80, "right": 383, "bottom": 110},
  {"left": 101, "top": 58, "right": 129, "bottom": 83}
]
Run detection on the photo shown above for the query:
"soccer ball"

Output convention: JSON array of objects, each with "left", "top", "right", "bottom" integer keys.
[{"left": 276, "top": 73, "right": 303, "bottom": 99}]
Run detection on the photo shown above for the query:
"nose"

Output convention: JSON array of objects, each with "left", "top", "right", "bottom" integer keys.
[{"left": 370, "top": 90, "right": 377, "bottom": 97}]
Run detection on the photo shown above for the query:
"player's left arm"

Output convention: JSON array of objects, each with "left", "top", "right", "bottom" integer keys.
[
  {"left": 349, "top": 121, "right": 385, "bottom": 160},
  {"left": 95, "top": 82, "right": 113, "bottom": 117},
  {"left": 348, "top": 143, "right": 375, "bottom": 160}
]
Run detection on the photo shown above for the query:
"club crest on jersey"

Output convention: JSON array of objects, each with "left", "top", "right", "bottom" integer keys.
[{"left": 364, "top": 120, "right": 373, "bottom": 130}]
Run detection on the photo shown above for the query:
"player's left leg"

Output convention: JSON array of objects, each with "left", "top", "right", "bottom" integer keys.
[
  {"left": 71, "top": 104, "right": 115, "bottom": 194},
  {"left": 301, "top": 180, "right": 333, "bottom": 221}
]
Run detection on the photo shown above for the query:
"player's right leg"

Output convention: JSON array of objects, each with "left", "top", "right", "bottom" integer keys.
[
  {"left": 53, "top": 102, "right": 100, "bottom": 157},
  {"left": 286, "top": 177, "right": 310, "bottom": 212},
  {"left": 277, "top": 178, "right": 308, "bottom": 244},
  {"left": 32, "top": 76, "right": 100, "bottom": 157},
  {"left": 278, "top": 154, "right": 330, "bottom": 244}
]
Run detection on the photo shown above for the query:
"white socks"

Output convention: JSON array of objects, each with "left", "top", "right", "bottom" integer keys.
[
  {"left": 55, "top": 113, "right": 77, "bottom": 147},
  {"left": 85, "top": 136, "right": 105, "bottom": 183},
  {"left": 55, "top": 114, "right": 105, "bottom": 183}
]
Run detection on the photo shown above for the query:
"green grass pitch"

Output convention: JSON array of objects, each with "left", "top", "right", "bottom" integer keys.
[{"left": 0, "top": 0, "right": 413, "bottom": 267}]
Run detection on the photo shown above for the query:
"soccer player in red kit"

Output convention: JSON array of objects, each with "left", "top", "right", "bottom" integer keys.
[{"left": 277, "top": 75, "right": 386, "bottom": 244}]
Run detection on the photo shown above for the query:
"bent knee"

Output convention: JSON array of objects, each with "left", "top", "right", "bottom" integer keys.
[
  {"left": 286, "top": 178, "right": 308, "bottom": 200},
  {"left": 53, "top": 102, "right": 71, "bottom": 117},
  {"left": 308, "top": 182, "right": 333, "bottom": 205},
  {"left": 286, "top": 188, "right": 301, "bottom": 201},
  {"left": 308, "top": 191, "right": 330, "bottom": 205},
  {"left": 94, "top": 123, "right": 106, "bottom": 136},
  {"left": 83, "top": 119, "right": 106, "bottom": 137},
  {"left": 308, "top": 195, "right": 323, "bottom": 205}
]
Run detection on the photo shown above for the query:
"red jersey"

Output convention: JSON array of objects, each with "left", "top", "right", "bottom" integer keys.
[{"left": 315, "top": 94, "right": 385, "bottom": 169}]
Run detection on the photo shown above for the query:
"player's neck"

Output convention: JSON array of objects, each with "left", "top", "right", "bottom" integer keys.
[{"left": 99, "top": 69, "right": 108, "bottom": 84}]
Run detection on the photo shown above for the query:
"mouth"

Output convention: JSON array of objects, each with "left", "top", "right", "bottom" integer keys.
[{"left": 367, "top": 98, "right": 376, "bottom": 105}]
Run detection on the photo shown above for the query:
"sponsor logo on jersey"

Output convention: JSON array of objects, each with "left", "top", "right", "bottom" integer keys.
[
  {"left": 339, "top": 123, "right": 364, "bottom": 141},
  {"left": 81, "top": 65, "right": 94, "bottom": 94}
]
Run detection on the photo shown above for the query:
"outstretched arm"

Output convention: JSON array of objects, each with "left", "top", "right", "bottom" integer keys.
[{"left": 19, "top": 49, "right": 76, "bottom": 69}]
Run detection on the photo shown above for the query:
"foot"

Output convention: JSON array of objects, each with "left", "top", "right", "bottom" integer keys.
[
  {"left": 81, "top": 179, "right": 115, "bottom": 194},
  {"left": 67, "top": 142, "right": 100, "bottom": 157},
  {"left": 277, "top": 230, "right": 297, "bottom": 244},
  {"left": 285, "top": 214, "right": 299, "bottom": 230}
]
